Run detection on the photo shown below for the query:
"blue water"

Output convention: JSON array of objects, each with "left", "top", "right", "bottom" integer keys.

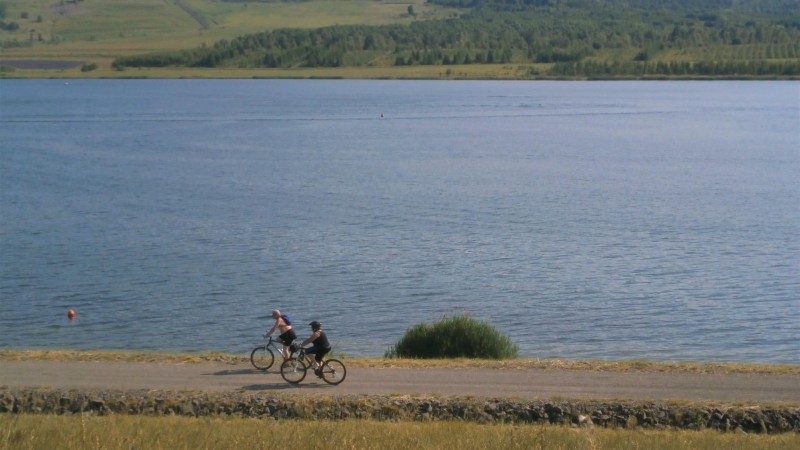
[{"left": 1, "top": 79, "right": 798, "bottom": 363}]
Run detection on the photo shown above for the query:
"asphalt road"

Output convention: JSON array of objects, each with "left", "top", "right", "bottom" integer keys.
[{"left": 2, "top": 360, "right": 799, "bottom": 403}]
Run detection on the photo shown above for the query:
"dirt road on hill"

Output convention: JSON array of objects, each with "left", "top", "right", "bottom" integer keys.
[{"left": 2, "top": 360, "right": 799, "bottom": 403}]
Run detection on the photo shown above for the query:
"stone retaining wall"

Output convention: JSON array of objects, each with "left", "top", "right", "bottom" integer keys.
[{"left": 2, "top": 388, "right": 798, "bottom": 433}]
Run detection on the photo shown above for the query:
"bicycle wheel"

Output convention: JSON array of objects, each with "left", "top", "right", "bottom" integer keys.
[
  {"left": 320, "top": 359, "right": 347, "bottom": 385},
  {"left": 250, "top": 346, "right": 275, "bottom": 371},
  {"left": 280, "top": 358, "right": 307, "bottom": 384}
]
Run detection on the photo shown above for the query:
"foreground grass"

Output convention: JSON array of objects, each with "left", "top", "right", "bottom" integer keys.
[
  {"left": 2, "top": 415, "right": 798, "bottom": 450},
  {"left": 2, "top": 349, "right": 798, "bottom": 376}
]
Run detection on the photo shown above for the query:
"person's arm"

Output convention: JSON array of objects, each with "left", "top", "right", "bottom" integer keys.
[
  {"left": 266, "top": 320, "right": 279, "bottom": 336},
  {"left": 301, "top": 330, "right": 320, "bottom": 347}
]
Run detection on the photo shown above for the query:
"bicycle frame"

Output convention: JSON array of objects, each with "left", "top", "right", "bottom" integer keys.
[
  {"left": 282, "top": 347, "right": 346, "bottom": 385},
  {"left": 265, "top": 336, "right": 287, "bottom": 356},
  {"left": 250, "top": 335, "right": 292, "bottom": 371}
]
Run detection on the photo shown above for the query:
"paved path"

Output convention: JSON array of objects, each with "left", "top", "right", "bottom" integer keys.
[{"left": 2, "top": 360, "right": 799, "bottom": 403}]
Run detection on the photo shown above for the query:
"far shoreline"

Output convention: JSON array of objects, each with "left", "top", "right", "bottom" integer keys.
[{"left": 2, "top": 63, "right": 799, "bottom": 81}]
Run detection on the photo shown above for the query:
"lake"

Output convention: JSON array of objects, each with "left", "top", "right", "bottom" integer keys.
[{"left": 1, "top": 79, "right": 798, "bottom": 363}]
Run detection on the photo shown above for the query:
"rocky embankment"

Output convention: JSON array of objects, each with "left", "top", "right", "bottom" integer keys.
[{"left": 2, "top": 388, "right": 798, "bottom": 433}]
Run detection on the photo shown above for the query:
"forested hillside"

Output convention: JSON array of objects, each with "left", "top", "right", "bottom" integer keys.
[
  {"left": 113, "top": 0, "right": 800, "bottom": 78},
  {"left": 428, "top": 0, "right": 796, "bottom": 15}
]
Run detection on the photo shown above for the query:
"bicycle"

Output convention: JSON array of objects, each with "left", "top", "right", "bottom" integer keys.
[
  {"left": 280, "top": 347, "right": 347, "bottom": 385},
  {"left": 250, "top": 335, "right": 289, "bottom": 371}
]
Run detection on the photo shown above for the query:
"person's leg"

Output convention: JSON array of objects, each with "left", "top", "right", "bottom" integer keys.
[
  {"left": 280, "top": 331, "right": 296, "bottom": 359},
  {"left": 285, "top": 330, "right": 297, "bottom": 359},
  {"left": 313, "top": 352, "right": 326, "bottom": 376},
  {"left": 314, "top": 353, "right": 326, "bottom": 375},
  {"left": 304, "top": 347, "right": 318, "bottom": 369}
]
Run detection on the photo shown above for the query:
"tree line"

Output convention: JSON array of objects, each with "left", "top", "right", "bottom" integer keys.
[
  {"left": 427, "top": 0, "right": 800, "bottom": 16},
  {"left": 549, "top": 59, "right": 800, "bottom": 77},
  {"left": 112, "top": 0, "right": 800, "bottom": 78}
]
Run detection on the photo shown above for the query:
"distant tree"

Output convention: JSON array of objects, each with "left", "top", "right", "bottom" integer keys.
[
  {"left": 1, "top": 20, "right": 19, "bottom": 31},
  {"left": 408, "top": 5, "right": 415, "bottom": 17}
]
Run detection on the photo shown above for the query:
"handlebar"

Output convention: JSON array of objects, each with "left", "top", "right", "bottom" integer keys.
[{"left": 263, "top": 335, "right": 310, "bottom": 355}]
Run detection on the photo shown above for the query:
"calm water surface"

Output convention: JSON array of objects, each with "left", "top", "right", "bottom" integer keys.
[{"left": 1, "top": 80, "right": 798, "bottom": 363}]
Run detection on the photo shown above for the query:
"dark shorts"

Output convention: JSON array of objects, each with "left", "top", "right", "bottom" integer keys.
[
  {"left": 305, "top": 346, "right": 331, "bottom": 362},
  {"left": 278, "top": 329, "right": 296, "bottom": 345}
]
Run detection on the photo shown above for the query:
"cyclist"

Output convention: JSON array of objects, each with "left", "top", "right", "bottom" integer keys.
[
  {"left": 266, "top": 309, "right": 296, "bottom": 359},
  {"left": 299, "top": 320, "right": 332, "bottom": 377}
]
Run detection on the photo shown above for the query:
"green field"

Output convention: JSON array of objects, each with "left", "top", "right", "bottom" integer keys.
[
  {"left": 0, "top": 0, "right": 458, "bottom": 74},
  {"left": 0, "top": 0, "right": 453, "bottom": 43}
]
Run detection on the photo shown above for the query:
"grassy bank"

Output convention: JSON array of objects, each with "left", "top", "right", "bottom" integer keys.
[
  {"left": 3, "top": 60, "right": 796, "bottom": 80},
  {"left": 10, "top": 64, "right": 796, "bottom": 80},
  {"left": 2, "top": 349, "right": 798, "bottom": 375},
  {"left": 2, "top": 414, "right": 798, "bottom": 450},
  {"left": 0, "top": 63, "right": 550, "bottom": 80}
]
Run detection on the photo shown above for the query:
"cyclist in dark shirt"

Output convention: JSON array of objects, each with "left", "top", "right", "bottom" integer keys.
[{"left": 300, "top": 320, "right": 331, "bottom": 377}]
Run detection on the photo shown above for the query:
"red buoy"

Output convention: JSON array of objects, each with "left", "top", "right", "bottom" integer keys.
[{"left": 67, "top": 309, "right": 75, "bottom": 320}]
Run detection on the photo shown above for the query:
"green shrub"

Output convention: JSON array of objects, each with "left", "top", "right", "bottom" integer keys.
[{"left": 386, "top": 315, "right": 518, "bottom": 359}]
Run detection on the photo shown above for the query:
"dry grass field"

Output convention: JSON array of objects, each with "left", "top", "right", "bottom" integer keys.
[{"left": 2, "top": 414, "right": 799, "bottom": 450}]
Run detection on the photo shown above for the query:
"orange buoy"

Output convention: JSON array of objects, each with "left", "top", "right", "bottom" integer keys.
[{"left": 67, "top": 309, "right": 75, "bottom": 320}]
